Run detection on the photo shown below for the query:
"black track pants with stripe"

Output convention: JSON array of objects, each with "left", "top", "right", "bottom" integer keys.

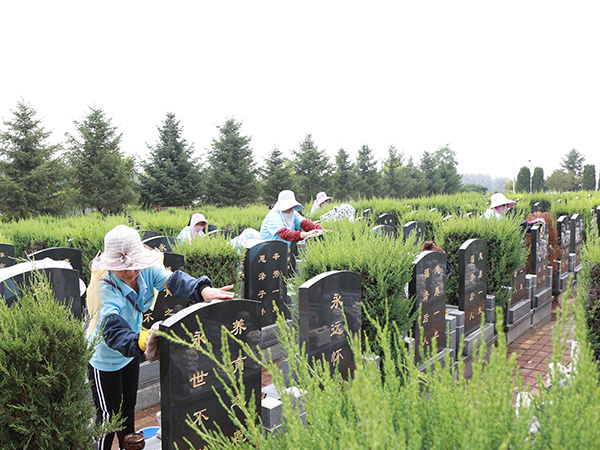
[{"left": 88, "top": 357, "right": 140, "bottom": 450}]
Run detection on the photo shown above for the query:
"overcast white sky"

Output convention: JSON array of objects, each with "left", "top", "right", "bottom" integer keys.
[{"left": 2, "top": 1, "right": 599, "bottom": 181}]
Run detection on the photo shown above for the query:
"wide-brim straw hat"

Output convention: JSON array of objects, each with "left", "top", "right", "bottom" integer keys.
[
  {"left": 91, "top": 225, "right": 163, "bottom": 271},
  {"left": 314, "top": 191, "right": 333, "bottom": 207},
  {"left": 276, "top": 190, "right": 303, "bottom": 212},
  {"left": 190, "top": 213, "right": 207, "bottom": 228},
  {"left": 489, "top": 193, "right": 517, "bottom": 210}
]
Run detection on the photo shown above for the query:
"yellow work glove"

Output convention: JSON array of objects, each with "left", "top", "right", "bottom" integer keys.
[{"left": 138, "top": 330, "right": 151, "bottom": 352}]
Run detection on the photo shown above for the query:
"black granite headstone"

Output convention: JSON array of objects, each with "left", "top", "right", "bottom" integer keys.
[
  {"left": 28, "top": 247, "right": 83, "bottom": 275},
  {"left": 160, "top": 299, "right": 261, "bottom": 449},
  {"left": 557, "top": 216, "right": 571, "bottom": 275},
  {"left": 141, "top": 230, "right": 161, "bottom": 241},
  {"left": 508, "top": 265, "right": 526, "bottom": 308},
  {"left": 533, "top": 202, "right": 542, "bottom": 213},
  {"left": 403, "top": 220, "right": 425, "bottom": 245},
  {"left": 299, "top": 271, "right": 361, "bottom": 378},
  {"left": 371, "top": 224, "right": 396, "bottom": 237},
  {"left": 142, "top": 236, "right": 178, "bottom": 253},
  {"left": 206, "top": 229, "right": 236, "bottom": 240},
  {"left": 377, "top": 213, "right": 397, "bottom": 230},
  {"left": 595, "top": 206, "right": 600, "bottom": 238},
  {"left": 529, "top": 222, "right": 549, "bottom": 294},
  {"left": 408, "top": 251, "right": 447, "bottom": 364},
  {"left": 243, "top": 241, "right": 289, "bottom": 327},
  {"left": 570, "top": 214, "right": 583, "bottom": 269},
  {"left": 0, "top": 243, "right": 16, "bottom": 268},
  {"left": 0, "top": 268, "right": 82, "bottom": 319},
  {"left": 143, "top": 252, "right": 188, "bottom": 327},
  {"left": 458, "top": 239, "right": 487, "bottom": 336}
]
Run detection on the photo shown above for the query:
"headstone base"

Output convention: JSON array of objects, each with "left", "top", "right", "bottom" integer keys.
[
  {"left": 461, "top": 334, "right": 497, "bottom": 379},
  {"left": 462, "top": 323, "right": 495, "bottom": 358},
  {"left": 505, "top": 310, "right": 533, "bottom": 345},
  {"left": 260, "top": 319, "right": 294, "bottom": 360},
  {"left": 531, "top": 296, "right": 553, "bottom": 328},
  {"left": 136, "top": 360, "right": 160, "bottom": 412},
  {"left": 418, "top": 348, "right": 454, "bottom": 373}
]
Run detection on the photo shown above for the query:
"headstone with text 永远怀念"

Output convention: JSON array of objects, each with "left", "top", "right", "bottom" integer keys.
[
  {"left": 457, "top": 239, "right": 496, "bottom": 360},
  {"left": 377, "top": 213, "right": 397, "bottom": 231},
  {"left": 299, "top": 271, "right": 361, "bottom": 380},
  {"left": 143, "top": 252, "right": 188, "bottom": 328},
  {"left": 28, "top": 247, "right": 83, "bottom": 276},
  {"left": 0, "top": 267, "right": 82, "bottom": 319},
  {"left": 570, "top": 213, "right": 583, "bottom": 274},
  {"left": 403, "top": 220, "right": 425, "bottom": 246},
  {"left": 0, "top": 243, "right": 16, "bottom": 269},
  {"left": 528, "top": 222, "right": 553, "bottom": 326},
  {"left": 142, "top": 235, "right": 178, "bottom": 253},
  {"left": 408, "top": 251, "right": 447, "bottom": 365},
  {"left": 159, "top": 299, "right": 261, "bottom": 450},
  {"left": 243, "top": 241, "right": 289, "bottom": 349}
]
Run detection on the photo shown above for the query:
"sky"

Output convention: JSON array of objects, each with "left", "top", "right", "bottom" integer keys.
[{"left": 2, "top": 1, "right": 599, "bottom": 181}]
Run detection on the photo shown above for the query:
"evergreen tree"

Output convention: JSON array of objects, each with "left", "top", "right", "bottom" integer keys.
[
  {"left": 420, "top": 151, "right": 444, "bottom": 195},
  {"left": 204, "top": 118, "right": 260, "bottom": 206},
  {"left": 138, "top": 113, "right": 202, "bottom": 208},
  {"left": 291, "top": 134, "right": 331, "bottom": 204},
  {"left": 381, "top": 145, "right": 403, "bottom": 198},
  {"left": 66, "top": 107, "right": 135, "bottom": 213},
  {"left": 331, "top": 147, "right": 355, "bottom": 201},
  {"left": 400, "top": 156, "right": 426, "bottom": 198},
  {"left": 435, "top": 146, "right": 462, "bottom": 194},
  {"left": 515, "top": 166, "right": 531, "bottom": 193},
  {"left": 0, "top": 100, "right": 65, "bottom": 219},
  {"left": 354, "top": 145, "right": 380, "bottom": 199},
  {"left": 561, "top": 148, "right": 584, "bottom": 178},
  {"left": 532, "top": 167, "right": 545, "bottom": 192},
  {"left": 546, "top": 170, "right": 576, "bottom": 192},
  {"left": 261, "top": 147, "right": 294, "bottom": 204},
  {"left": 582, "top": 164, "right": 596, "bottom": 191}
]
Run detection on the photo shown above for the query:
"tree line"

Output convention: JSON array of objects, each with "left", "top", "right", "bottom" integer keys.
[
  {"left": 0, "top": 101, "right": 464, "bottom": 219},
  {"left": 1, "top": 100, "right": 595, "bottom": 219}
]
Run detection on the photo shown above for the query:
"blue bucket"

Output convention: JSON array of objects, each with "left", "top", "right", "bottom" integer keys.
[{"left": 137, "top": 426, "right": 160, "bottom": 438}]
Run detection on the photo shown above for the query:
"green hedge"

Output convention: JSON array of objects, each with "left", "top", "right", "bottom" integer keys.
[{"left": 436, "top": 215, "right": 528, "bottom": 309}]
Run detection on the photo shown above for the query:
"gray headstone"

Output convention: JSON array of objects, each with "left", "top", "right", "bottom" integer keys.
[
  {"left": 243, "top": 241, "right": 289, "bottom": 327},
  {"left": 408, "top": 251, "right": 447, "bottom": 364},
  {"left": 557, "top": 216, "right": 571, "bottom": 274},
  {"left": 403, "top": 220, "right": 425, "bottom": 245},
  {"left": 0, "top": 243, "right": 16, "bottom": 268},
  {"left": 206, "top": 229, "right": 236, "bottom": 240},
  {"left": 159, "top": 299, "right": 261, "bottom": 449},
  {"left": 299, "top": 271, "right": 362, "bottom": 379},
  {"left": 458, "top": 239, "right": 487, "bottom": 336},
  {"left": 143, "top": 235, "right": 178, "bottom": 253}
]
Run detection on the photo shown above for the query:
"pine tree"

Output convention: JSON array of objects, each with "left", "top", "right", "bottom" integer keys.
[
  {"left": 582, "top": 164, "right": 596, "bottom": 191},
  {"left": 66, "top": 107, "right": 135, "bottom": 213},
  {"left": 435, "top": 146, "right": 462, "bottom": 194},
  {"left": 561, "top": 148, "right": 584, "bottom": 178},
  {"left": 381, "top": 145, "right": 403, "bottom": 198},
  {"left": 204, "top": 118, "right": 260, "bottom": 206},
  {"left": 291, "top": 134, "right": 331, "bottom": 204},
  {"left": 354, "top": 145, "right": 380, "bottom": 199},
  {"left": 516, "top": 166, "right": 531, "bottom": 193},
  {"left": 532, "top": 167, "right": 545, "bottom": 192},
  {"left": 0, "top": 100, "right": 65, "bottom": 219},
  {"left": 420, "top": 151, "right": 444, "bottom": 195},
  {"left": 138, "top": 113, "right": 202, "bottom": 208},
  {"left": 260, "top": 147, "right": 294, "bottom": 204},
  {"left": 331, "top": 147, "right": 355, "bottom": 201}
]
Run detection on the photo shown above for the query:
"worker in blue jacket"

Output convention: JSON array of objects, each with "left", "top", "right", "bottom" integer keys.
[{"left": 86, "top": 225, "right": 234, "bottom": 450}]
